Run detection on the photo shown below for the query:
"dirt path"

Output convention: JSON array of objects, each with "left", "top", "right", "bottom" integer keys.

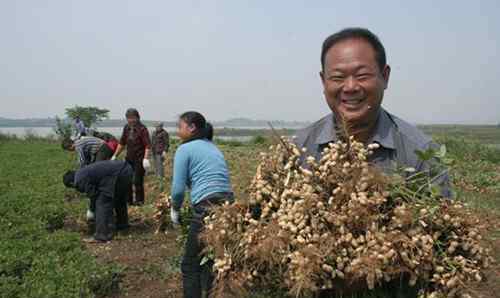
[
  {"left": 470, "top": 219, "right": 500, "bottom": 298},
  {"left": 65, "top": 193, "right": 184, "bottom": 297}
]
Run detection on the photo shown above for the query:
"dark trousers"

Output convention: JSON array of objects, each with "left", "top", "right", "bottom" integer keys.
[
  {"left": 94, "top": 175, "right": 130, "bottom": 241},
  {"left": 182, "top": 193, "right": 233, "bottom": 298},
  {"left": 126, "top": 159, "right": 145, "bottom": 204},
  {"left": 152, "top": 153, "right": 165, "bottom": 178},
  {"left": 89, "top": 144, "right": 115, "bottom": 213},
  {"left": 152, "top": 153, "right": 165, "bottom": 192}
]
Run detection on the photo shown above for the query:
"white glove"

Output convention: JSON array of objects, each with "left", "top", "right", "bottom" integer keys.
[
  {"left": 142, "top": 158, "right": 151, "bottom": 171},
  {"left": 111, "top": 155, "right": 117, "bottom": 161},
  {"left": 170, "top": 208, "right": 180, "bottom": 225},
  {"left": 86, "top": 209, "right": 95, "bottom": 221}
]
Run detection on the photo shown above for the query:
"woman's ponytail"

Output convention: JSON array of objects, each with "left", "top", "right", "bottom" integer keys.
[{"left": 203, "top": 122, "right": 214, "bottom": 141}]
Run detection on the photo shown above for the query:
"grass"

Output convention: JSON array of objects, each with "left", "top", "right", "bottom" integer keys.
[
  {"left": 0, "top": 139, "right": 121, "bottom": 298},
  {"left": 421, "top": 125, "right": 500, "bottom": 146},
  {"left": 1, "top": 128, "right": 499, "bottom": 297},
  {"left": 435, "top": 136, "right": 500, "bottom": 216}
]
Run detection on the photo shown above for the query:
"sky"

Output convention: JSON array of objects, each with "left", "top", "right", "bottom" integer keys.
[{"left": 1, "top": 1, "right": 499, "bottom": 124}]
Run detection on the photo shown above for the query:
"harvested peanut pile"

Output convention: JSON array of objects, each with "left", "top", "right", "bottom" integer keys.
[
  {"left": 202, "top": 136, "right": 492, "bottom": 298},
  {"left": 153, "top": 192, "right": 172, "bottom": 234}
]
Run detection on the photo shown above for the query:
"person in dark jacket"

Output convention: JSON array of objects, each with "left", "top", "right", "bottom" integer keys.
[
  {"left": 151, "top": 122, "right": 170, "bottom": 192},
  {"left": 63, "top": 160, "right": 132, "bottom": 243},
  {"left": 62, "top": 135, "right": 116, "bottom": 224},
  {"left": 112, "top": 108, "right": 152, "bottom": 206}
]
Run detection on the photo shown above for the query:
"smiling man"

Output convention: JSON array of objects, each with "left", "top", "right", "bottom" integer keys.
[
  {"left": 294, "top": 28, "right": 450, "bottom": 197},
  {"left": 294, "top": 27, "right": 451, "bottom": 298}
]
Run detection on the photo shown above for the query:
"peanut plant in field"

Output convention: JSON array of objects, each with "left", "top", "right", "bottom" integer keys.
[{"left": 202, "top": 137, "right": 492, "bottom": 298}]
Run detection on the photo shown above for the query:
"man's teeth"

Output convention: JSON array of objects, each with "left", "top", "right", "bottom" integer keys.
[{"left": 342, "top": 99, "right": 363, "bottom": 104}]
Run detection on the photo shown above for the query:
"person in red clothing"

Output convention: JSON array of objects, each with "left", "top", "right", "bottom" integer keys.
[{"left": 112, "top": 108, "right": 152, "bottom": 206}]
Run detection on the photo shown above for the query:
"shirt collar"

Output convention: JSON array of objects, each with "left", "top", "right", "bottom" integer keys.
[
  {"left": 314, "top": 113, "right": 337, "bottom": 145},
  {"left": 314, "top": 108, "right": 396, "bottom": 150},
  {"left": 370, "top": 109, "right": 396, "bottom": 150}
]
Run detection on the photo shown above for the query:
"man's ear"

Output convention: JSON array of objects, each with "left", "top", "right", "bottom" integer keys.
[
  {"left": 382, "top": 65, "right": 391, "bottom": 89},
  {"left": 319, "top": 70, "right": 327, "bottom": 89}
]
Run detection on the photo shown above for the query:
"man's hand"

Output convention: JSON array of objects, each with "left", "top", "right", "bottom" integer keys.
[
  {"left": 170, "top": 208, "right": 180, "bottom": 225},
  {"left": 111, "top": 155, "right": 117, "bottom": 161},
  {"left": 162, "top": 151, "right": 167, "bottom": 159}
]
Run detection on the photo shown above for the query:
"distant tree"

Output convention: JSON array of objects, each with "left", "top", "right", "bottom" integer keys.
[
  {"left": 65, "top": 106, "right": 110, "bottom": 128},
  {"left": 53, "top": 116, "right": 73, "bottom": 140}
]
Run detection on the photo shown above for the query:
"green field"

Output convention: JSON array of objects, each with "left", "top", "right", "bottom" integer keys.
[
  {"left": 0, "top": 137, "right": 121, "bottom": 298},
  {"left": 420, "top": 125, "right": 500, "bottom": 147},
  {"left": 1, "top": 127, "right": 499, "bottom": 297}
]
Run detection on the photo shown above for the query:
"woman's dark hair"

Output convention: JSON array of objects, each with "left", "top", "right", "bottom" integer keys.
[
  {"left": 321, "top": 27, "right": 386, "bottom": 72},
  {"left": 204, "top": 122, "right": 214, "bottom": 141},
  {"left": 63, "top": 170, "right": 76, "bottom": 188},
  {"left": 125, "top": 108, "right": 140, "bottom": 119},
  {"left": 179, "top": 111, "right": 214, "bottom": 142},
  {"left": 61, "top": 138, "right": 74, "bottom": 150}
]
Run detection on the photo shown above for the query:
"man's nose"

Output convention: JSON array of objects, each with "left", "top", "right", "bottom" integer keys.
[{"left": 343, "top": 76, "right": 359, "bottom": 92}]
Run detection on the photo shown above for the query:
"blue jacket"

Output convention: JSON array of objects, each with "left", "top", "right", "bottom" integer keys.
[{"left": 171, "top": 139, "right": 232, "bottom": 210}]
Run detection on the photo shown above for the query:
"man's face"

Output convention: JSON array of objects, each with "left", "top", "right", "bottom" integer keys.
[
  {"left": 127, "top": 116, "right": 138, "bottom": 126},
  {"left": 321, "top": 38, "right": 390, "bottom": 125}
]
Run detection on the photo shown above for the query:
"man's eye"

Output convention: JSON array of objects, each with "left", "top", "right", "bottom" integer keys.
[
  {"left": 356, "top": 74, "right": 371, "bottom": 80},
  {"left": 329, "top": 76, "right": 344, "bottom": 81}
]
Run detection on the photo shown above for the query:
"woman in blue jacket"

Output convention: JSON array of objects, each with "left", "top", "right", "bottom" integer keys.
[{"left": 170, "top": 111, "right": 233, "bottom": 298}]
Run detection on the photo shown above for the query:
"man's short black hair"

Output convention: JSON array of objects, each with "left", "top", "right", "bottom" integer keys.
[
  {"left": 321, "top": 27, "right": 387, "bottom": 72},
  {"left": 63, "top": 171, "right": 76, "bottom": 188}
]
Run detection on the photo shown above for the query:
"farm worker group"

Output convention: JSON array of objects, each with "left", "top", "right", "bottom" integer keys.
[
  {"left": 61, "top": 27, "right": 450, "bottom": 298},
  {"left": 62, "top": 108, "right": 165, "bottom": 231},
  {"left": 62, "top": 133, "right": 117, "bottom": 222}
]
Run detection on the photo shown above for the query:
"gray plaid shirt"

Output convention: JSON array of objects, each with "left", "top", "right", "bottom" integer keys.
[
  {"left": 293, "top": 108, "right": 451, "bottom": 197},
  {"left": 74, "top": 136, "right": 105, "bottom": 168}
]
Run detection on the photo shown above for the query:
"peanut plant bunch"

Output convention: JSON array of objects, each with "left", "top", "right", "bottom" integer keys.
[
  {"left": 153, "top": 192, "right": 172, "bottom": 234},
  {"left": 202, "top": 136, "right": 492, "bottom": 298}
]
